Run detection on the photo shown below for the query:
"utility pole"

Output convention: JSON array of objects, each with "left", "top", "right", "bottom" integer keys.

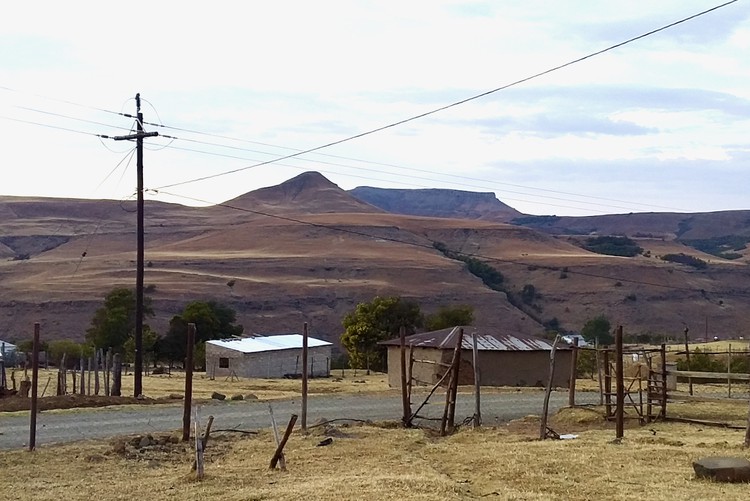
[{"left": 114, "top": 94, "right": 158, "bottom": 397}]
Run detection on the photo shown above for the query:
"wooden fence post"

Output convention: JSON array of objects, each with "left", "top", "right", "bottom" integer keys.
[
  {"left": 111, "top": 353, "right": 122, "bottom": 397},
  {"left": 79, "top": 357, "right": 85, "bottom": 395},
  {"left": 182, "top": 323, "right": 196, "bottom": 442},
  {"left": 94, "top": 350, "right": 100, "bottom": 396},
  {"left": 595, "top": 337, "right": 603, "bottom": 405},
  {"left": 603, "top": 350, "right": 612, "bottom": 417},
  {"left": 568, "top": 337, "right": 579, "bottom": 407},
  {"left": 660, "top": 343, "right": 667, "bottom": 419},
  {"left": 441, "top": 328, "right": 464, "bottom": 436},
  {"left": 615, "top": 325, "right": 624, "bottom": 439},
  {"left": 270, "top": 414, "right": 298, "bottom": 469},
  {"left": 400, "top": 326, "right": 410, "bottom": 427},
  {"left": 728, "top": 344, "right": 732, "bottom": 399},
  {"left": 472, "top": 330, "right": 481, "bottom": 428},
  {"left": 407, "top": 344, "right": 414, "bottom": 405},
  {"left": 301, "top": 322, "right": 308, "bottom": 433},
  {"left": 29, "top": 322, "right": 40, "bottom": 452},
  {"left": 268, "top": 404, "right": 287, "bottom": 470},
  {"left": 540, "top": 334, "right": 561, "bottom": 440}
]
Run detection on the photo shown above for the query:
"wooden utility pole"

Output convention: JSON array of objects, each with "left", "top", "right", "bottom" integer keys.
[{"left": 113, "top": 93, "right": 158, "bottom": 398}]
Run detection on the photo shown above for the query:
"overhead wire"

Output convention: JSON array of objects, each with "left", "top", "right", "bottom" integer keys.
[{"left": 151, "top": 1, "right": 739, "bottom": 193}]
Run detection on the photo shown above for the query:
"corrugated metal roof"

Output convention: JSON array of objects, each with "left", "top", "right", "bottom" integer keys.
[
  {"left": 207, "top": 334, "right": 332, "bottom": 354},
  {"left": 381, "top": 326, "right": 566, "bottom": 352}
]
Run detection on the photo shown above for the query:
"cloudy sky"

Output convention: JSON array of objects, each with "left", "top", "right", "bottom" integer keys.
[{"left": 1, "top": 1, "right": 748, "bottom": 216}]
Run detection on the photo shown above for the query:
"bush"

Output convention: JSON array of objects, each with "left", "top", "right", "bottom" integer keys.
[
  {"left": 583, "top": 236, "right": 642, "bottom": 257},
  {"left": 661, "top": 253, "right": 707, "bottom": 269}
]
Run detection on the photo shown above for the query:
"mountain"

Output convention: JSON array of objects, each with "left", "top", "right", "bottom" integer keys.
[
  {"left": 226, "top": 171, "right": 381, "bottom": 214},
  {"left": 0, "top": 171, "right": 748, "bottom": 353},
  {"left": 349, "top": 186, "right": 521, "bottom": 222}
]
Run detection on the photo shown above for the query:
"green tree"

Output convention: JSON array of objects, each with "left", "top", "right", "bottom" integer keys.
[
  {"left": 341, "top": 296, "right": 423, "bottom": 374},
  {"left": 123, "top": 325, "right": 160, "bottom": 365},
  {"left": 425, "top": 305, "right": 474, "bottom": 331},
  {"left": 85, "top": 288, "right": 153, "bottom": 352},
  {"left": 581, "top": 315, "right": 613, "bottom": 345},
  {"left": 576, "top": 349, "right": 598, "bottom": 379},
  {"left": 47, "top": 340, "right": 94, "bottom": 367},
  {"left": 159, "top": 300, "right": 243, "bottom": 365}
]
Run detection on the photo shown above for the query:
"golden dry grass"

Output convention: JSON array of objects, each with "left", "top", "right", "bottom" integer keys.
[
  {"left": 2, "top": 411, "right": 750, "bottom": 500},
  {"left": 12, "top": 368, "right": 390, "bottom": 401}
]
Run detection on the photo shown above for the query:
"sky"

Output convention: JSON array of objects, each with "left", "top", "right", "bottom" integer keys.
[{"left": 1, "top": 1, "right": 749, "bottom": 217}]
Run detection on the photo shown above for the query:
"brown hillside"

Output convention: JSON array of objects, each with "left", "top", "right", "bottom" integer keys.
[{"left": 1, "top": 172, "right": 749, "bottom": 351}]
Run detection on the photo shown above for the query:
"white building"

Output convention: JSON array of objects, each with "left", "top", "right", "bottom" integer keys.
[{"left": 205, "top": 334, "right": 332, "bottom": 379}]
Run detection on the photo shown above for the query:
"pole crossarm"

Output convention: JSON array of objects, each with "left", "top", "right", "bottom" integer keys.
[{"left": 112, "top": 131, "right": 159, "bottom": 141}]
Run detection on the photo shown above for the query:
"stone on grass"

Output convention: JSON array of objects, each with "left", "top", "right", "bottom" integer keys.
[
  {"left": 211, "top": 392, "right": 226, "bottom": 401},
  {"left": 693, "top": 457, "right": 750, "bottom": 483},
  {"left": 230, "top": 394, "right": 244, "bottom": 401},
  {"left": 244, "top": 393, "right": 258, "bottom": 400}
]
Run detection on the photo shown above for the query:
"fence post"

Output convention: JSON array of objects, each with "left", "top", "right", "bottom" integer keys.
[
  {"left": 660, "top": 343, "right": 667, "bottom": 419},
  {"left": 615, "top": 326, "right": 624, "bottom": 439},
  {"left": 472, "top": 330, "right": 481, "bottom": 428},
  {"left": 29, "top": 323, "right": 40, "bottom": 452},
  {"left": 400, "top": 326, "right": 410, "bottom": 427},
  {"left": 728, "top": 344, "right": 732, "bottom": 399},
  {"left": 603, "top": 350, "right": 611, "bottom": 417},
  {"left": 540, "top": 334, "right": 561, "bottom": 440},
  {"left": 568, "top": 337, "right": 579, "bottom": 407},
  {"left": 301, "top": 322, "right": 308, "bottom": 433},
  {"left": 182, "top": 323, "right": 196, "bottom": 442}
]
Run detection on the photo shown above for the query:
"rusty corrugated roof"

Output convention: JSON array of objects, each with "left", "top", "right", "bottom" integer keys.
[{"left": 381, "top": 326, "right": 566, "bottom": 351}]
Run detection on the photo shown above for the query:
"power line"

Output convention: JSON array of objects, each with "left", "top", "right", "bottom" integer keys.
[
  {"left": 153, "top": 1, "right": 738, "bottom": 192},
  {"left": 151, "top": 188, "right": 750, "bottom": 299}
]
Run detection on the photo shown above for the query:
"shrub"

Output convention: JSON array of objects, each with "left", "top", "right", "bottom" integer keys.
[{"left": 661, "top": 253, "right": 707, "bottom": 269}]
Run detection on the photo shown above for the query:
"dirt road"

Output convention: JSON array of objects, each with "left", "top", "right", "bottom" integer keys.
[{"left": 0, "top": 390, "right": 597, "bottom": 449}]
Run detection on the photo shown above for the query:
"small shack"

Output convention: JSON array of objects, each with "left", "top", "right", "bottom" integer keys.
[
  {"left": 205, "top": 334, "right": 332, "bottom": 379},
  {"left": 381, "top": 326, "right": 571, "bottom": 388}
]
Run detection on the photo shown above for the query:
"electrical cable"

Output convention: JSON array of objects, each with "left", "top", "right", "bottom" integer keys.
[{"left": 152, "top": 1, "right": 738, "bottom": 192}]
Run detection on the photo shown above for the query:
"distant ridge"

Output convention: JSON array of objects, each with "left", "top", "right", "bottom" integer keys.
[
  {"left": 224, "top": 171, "right": 382, "bottom": 214},
  {"left": 348, "top": 186, "right": 522, "bottom": 222}
]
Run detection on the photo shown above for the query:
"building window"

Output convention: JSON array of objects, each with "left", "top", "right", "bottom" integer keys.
[{"left": 219, "top": 357, "right": 229, "bottom": 368}]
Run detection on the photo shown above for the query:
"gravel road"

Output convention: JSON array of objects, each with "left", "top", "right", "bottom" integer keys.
[{"left": 0, "top": 390, "right": 598, "bottom": 450}]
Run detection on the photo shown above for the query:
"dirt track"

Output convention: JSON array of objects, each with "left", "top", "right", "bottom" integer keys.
[{"left": 0, "top": 390, "right": 598, "bottom": 449}]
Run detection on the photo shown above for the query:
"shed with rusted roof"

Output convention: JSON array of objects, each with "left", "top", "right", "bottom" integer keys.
[{"left": 380, "top": 326, "right": 571, "bottom": 388}]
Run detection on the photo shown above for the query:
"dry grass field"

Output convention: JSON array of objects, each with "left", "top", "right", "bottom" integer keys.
[
  {"left": 1, "top": 408, "right": 750, "bottom": 500},
  {"left": 0, "top": 369, "right": 391, "bottom": 412}
]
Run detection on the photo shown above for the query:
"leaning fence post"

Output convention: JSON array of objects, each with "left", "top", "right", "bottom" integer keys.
[
  {"left": 540, "top": 334, "right": 561, "bottom": 440},
  {"left": 270, "top": 414, "right": 298, "bottom": 469}
]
